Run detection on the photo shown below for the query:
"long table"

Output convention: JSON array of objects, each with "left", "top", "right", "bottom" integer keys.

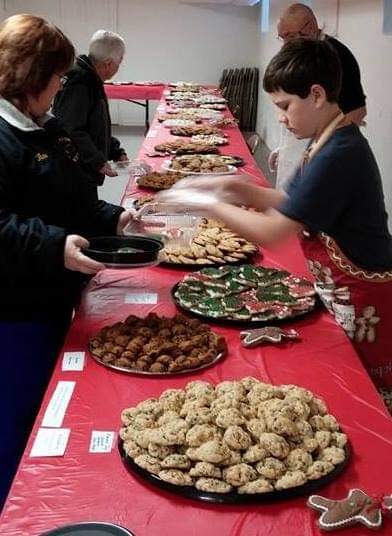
[
  {"left": 105, "top": 83, "right": 166, "bottom": 134},
  {"left": 1, "top": 92, "right": 392, "bottom": 536}
]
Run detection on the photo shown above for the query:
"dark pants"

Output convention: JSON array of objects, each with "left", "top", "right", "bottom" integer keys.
[{"left": 0, "top": 312, "right": 71, "bottom": 510}]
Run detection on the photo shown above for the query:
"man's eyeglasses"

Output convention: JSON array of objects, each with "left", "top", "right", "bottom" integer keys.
[{"left": 277, "top": 20, "right": 312, "bottom": 42}]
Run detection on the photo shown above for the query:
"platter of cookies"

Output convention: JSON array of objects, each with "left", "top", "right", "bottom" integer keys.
[
  {"left": 162, "top": 155, "right": 240, "bottom": 174},
  {"left": 191, "top": 134, "right": 228, "bottom": 146},
  {"left": 194, "top": 95, "right": 227, "bottom": 105},
  {"left": 162, "top": 119, "right": 198, "bottom": 128},
  {"left": 166, "top": 93, "right": 201, "bottom": 101},
  {"left": 172, "top": 265, "right": 317, "bottom": 325},
  {"left": 200, "top": 104, "right": 227, "bottom": 111},
  {"left": 165, "top": 108, "right": 224, "bottom": 121},
  {"left": 153, "top": 140, "right": 220, "bottom": 156},
  {"left": 89, "top": 313, "right": 227, "bottom": 375},
  {"left": 169, "top": 82, "right": 201, "bottom": 90},
  {"left": 170, "top": 125, "right": 225, "bottom": 137},
  {"left": 161, "top": 218, "right": 258, "bottom": 266},
  {"left": 208, "top": 118, "right": 238, "bottom": 128},
  {"left": 119, "top": 378, "right": 349, "bottom": 503},
  {"left": 159, "top": 114, "right": 202, "bottom": 124},
  {"left": 136, "top": 171, "right": 185, "bottom": 190}
]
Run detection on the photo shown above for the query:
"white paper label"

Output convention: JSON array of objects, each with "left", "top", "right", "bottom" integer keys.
[
  {"left": 146, "top": 130, "right": 158, "bottom": 138},
  {"left": 62, "top": 351, "right": 85, "bottom": 371},
  {"left": 125, "top": 292, "right": 158, "bottom": 304},
  {"left": 42, "top": 381, "right": 75, "bottom": 428},
  {"left": 89, "top": 431, "right": 115, "bottom": 453},
  {"left": 30, "top": 428, "right": 70, "bottom": 457}
]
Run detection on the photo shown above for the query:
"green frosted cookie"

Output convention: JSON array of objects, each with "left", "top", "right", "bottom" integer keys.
[
  {"left": 231, "top": 307, "right": 252, "bottom": 320},
  {"left": 221, "top": 295, "right": 244, "bottom": 312},
  {"left": 200, "top": 266, "right": 232, "bottom": 279},
  {"left": 225, "top": 279, "right": 248, "bottom": 294},
  {"left": 205, "top": 285, "right": 228, "bottom": 298},
  {"left": 193, "top": 297, "right": 226, "bottom": 317},
  {"left": 256, "top": 284, "right": 296, "bottom": 304}
]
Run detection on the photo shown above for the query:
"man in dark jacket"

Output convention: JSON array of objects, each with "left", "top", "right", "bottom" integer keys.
[{"left": 53, "top": 30, "right": 128, "bottom": 185}]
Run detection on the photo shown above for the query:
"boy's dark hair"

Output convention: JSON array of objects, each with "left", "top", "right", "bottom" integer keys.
[{"left": 263, "top": 38, "right": 342, "bottom": 102}]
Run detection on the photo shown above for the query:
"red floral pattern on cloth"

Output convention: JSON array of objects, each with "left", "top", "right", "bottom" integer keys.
[{"left": 301, "top": 232, "right": 392, "bottom": 388}]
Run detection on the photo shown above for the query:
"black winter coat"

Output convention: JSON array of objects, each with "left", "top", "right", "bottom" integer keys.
[
  {"left": 53, "top": 55, "right": 126, "bottom": 185},
  {"left": 0, "top": 110, "right": 123, "bottom": 319}
]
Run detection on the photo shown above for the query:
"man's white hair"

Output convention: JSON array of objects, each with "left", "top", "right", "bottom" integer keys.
[{"left": 88, "top": 30, "right": 125, "bottom": 63}]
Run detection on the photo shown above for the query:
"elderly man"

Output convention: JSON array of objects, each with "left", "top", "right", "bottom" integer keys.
[
  {"left": 271, "top": 3, "right": 366, "bottom": 188},
  {"left": 53, "top": 30, "right": 128, "bottom": 186},
  {"left": 277, "top": 3, "right": 366, "bottom": 124}
]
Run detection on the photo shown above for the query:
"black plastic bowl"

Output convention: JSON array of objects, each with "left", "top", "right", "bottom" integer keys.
[{"left": 84, "top": 235, "right": 164, "bottom": 267}]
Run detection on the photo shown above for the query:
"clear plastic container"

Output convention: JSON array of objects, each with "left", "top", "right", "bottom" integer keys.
[
  {"left": 124, "top": 210, "right": 200, "bottom": 248},
  {"left": 111, "top": 160, "right": 152, "bottom": 177}
]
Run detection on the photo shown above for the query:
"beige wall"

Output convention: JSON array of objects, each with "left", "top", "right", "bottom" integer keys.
[{"left": 0, "top": 0, "right": 260, "bottom": 125}]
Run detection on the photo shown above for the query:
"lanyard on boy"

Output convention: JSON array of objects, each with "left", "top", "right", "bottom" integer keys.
[{"left": 301, "top": 111, "right": 345, "bottom": 171}]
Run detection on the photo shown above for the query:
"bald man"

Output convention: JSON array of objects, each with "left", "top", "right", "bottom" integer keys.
[
  {"left": 277, "top": 3, "right": 366, "bottom": 125},
  {"left": 270, "top": 4, "right": 367, "bottom": 188}
]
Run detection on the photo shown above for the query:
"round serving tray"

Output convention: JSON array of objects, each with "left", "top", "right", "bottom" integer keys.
[
  {"left": 40, "top": 521, "right": 135, "bottom": 536},
  {"left": 88, "top": 350, "right": 225, "bottom": 376},
  {"left": 119, "top": 439, "right": 350, "bottom": 505},
  {"left": 171, "top": 282, "right": 319, "bottom": 328}
]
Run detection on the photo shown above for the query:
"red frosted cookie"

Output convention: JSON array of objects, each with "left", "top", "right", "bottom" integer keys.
[{"left": 307, "top": 489, "right": 382, "bottom": 531}]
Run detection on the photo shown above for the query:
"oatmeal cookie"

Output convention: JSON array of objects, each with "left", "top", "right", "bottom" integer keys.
[
  {"left": 195, "top": 478, "right": 232, "bottom": 494},
  {"left": 159, "top": 469, "right": 193, "bottom": 486},
  {"left": 222, "top": 463, "right": 258, "bottom": 487}
]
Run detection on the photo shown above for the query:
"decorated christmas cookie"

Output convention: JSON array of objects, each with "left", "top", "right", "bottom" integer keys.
[
  {"left": 174, "top": 265, "right": 316, "bottom": 323},
  {"left": 307, "top": 489, "right": 383, "bottom": 531}
]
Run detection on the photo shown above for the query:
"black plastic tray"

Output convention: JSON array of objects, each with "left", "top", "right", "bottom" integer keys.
[
  {"left": 40, "top": 521, "right": 135, "bottom": 535},
  {"left": 119, "top": 439, "right": 350, "bottom": 505},
  {"left": 171, "top": 282, "right": 319, "bottom": 328},
  {"left": 84, "top": 236, "right": 164, "bottom": 267}
]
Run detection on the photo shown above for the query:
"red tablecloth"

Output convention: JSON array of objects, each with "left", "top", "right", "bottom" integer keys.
[
  {"left": 1, "top": 92, "right": 392, "bottom": 536},
  {"left": 105, "top": 83, "right": 166, "bottom": 101}
]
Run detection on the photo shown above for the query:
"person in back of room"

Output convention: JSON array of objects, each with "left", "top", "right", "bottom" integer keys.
[
  {"left": 0, "top": 14, "right": 132, "bottom": 509},
  {"left": 53, "top": 29, "right": 128, "bottom": 186},
  {"left": 155, "top": 39, "right": 392, "bottom": 391},
  {"left": 271, "top": 2, "right": 367, "bottom": 189}
]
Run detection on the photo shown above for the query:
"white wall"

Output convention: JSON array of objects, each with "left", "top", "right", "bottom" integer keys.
[
  {"left": 0, "top": 0, "right": 260, "bottom": 125},
  {"left": 257, "top": 0, "right": 392, "bottom": 225}
]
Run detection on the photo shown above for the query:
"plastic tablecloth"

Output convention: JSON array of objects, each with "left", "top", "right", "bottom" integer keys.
[
  {"left": 104, "top": 84, "right": 166, "bottom": 101},
  {"left": 1, "top": 92, "right": 392, "bottom": 536}
]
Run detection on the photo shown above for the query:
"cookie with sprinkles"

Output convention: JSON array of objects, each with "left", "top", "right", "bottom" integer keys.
[{"left": 283, "top": 275, "right": 316, "bottom": 298}]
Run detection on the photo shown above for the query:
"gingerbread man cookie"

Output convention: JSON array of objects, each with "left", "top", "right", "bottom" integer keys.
[
  {"left": 240, "top": 327, "right": 299, "bottom": 348},
  {"left": 307, "top": 489, "right": 382, "bottom": 531}
]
